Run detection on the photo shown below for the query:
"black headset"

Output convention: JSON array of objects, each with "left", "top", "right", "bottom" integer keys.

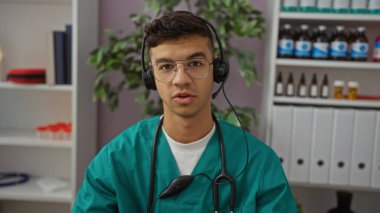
[{"left": 141, "top": 11, "right": 230, "bottom": 99}]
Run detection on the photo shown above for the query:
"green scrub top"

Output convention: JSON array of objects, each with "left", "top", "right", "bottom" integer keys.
[{"left": 72, "top": 116, "right": 297, "bottom": 212}]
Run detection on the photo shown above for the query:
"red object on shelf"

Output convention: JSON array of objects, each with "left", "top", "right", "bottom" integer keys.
[{"left": 6, "top": 68, "right": 46, "bottom": 84}]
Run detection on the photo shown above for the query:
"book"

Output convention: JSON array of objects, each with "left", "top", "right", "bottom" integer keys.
[
  {"left": 65, "top": 24, "right": 72, "bottom": 85},
  {"left": 53, "top": 31, "right": 67, "bottom": 85}
]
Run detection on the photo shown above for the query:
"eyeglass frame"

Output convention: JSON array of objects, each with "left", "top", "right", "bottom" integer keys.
[{"left": 150, "top": 57, "right": 214, "bottom": 83}]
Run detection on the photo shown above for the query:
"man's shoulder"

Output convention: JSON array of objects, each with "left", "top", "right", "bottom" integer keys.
[
  {"left": 105, "top": 115, "right": 161, "bottom": 150},
  {"left": 218, "top": 119, "right": 277, "bottom": 159}
]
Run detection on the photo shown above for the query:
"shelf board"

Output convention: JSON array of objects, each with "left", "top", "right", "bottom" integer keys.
[
  {"left": 276, "top": 59, "right": 380, "bottom": 70},
  {"left": 0, "top": 176, "right": 71, "bottom": 203},
  {"left": 0, "top": 82, "right": 73, "bottom": 92},
  {"left": 0, "top": 129, "right": 73, "bottom": 149},
  {"left": 280, "top": 12, "right": 380, "bottom": 22},
  {"left": 0, "top": 0, "right": 70, "bottom": 4},
  {"left": 291, "top": 181, "right": 380, "bottom": 193},
  {"left": 274, "top": 96, "right": 380, "bottom": 109}
]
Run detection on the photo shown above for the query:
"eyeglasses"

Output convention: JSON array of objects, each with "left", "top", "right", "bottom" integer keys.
[{"left": 152, "top": 58, "right": 213, "bottom": 83}]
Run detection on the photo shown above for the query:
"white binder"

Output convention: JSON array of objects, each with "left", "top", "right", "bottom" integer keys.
[
  {"left": 350, "top": 110, "right": 376, "bottom": 187},
  {"left": 271, "top": 106, "right": 293, "bottom": 177},
  {"left": 329, "top": 109, "right": 355, "bottom": 185},
  {"left": 310, "top": 108, "right": 334, "bottom": 184},
  {"left": 289, "top": 107, "right": 313, "bottom": 182},
  {"left": 371, "top": 112, "right": 380, "bottom": 188}
]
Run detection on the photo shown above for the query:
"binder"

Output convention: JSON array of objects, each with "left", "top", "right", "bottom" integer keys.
[
  {"left": 289, "top": 107, "right": 313, "bottom": 182},
  {"left": 310, "top": 108, "right": 334, "bottom": 184},
  {"left": 53, "top": 31, "right": 67, "bottom": 85},
  {"left": 271, "top": 106, "right": 293, "bottom": 177},
  {"left": 350, "top": 110, "right": 376, "bottom": 187},
  {"left": 65, "top": 24, "right": 72, "bottom": 84},
  {"left": 329, "top": 109, "right": 355, "bottom": 185},
  {"left": 371, "top": 112, "right": 380, "bottom": 188}
]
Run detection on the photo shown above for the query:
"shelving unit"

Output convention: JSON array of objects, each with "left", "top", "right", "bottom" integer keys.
[
  {"left": 0, "top": 0, "right": 98, "bottom": 212},
  {"left": 261, "top": 1, "right": 380, "bottom": 212}
]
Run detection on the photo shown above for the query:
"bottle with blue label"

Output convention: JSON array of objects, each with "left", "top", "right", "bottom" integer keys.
[
  {"left": 347, "top": 28, "right": 357, "bottom": 60},
  {"left": 295, "top": 25, "right": 312, "bottom": 59},
  {"left": 282, "top": 0, "right": 299, "bottom": 11},
  {"left": 317, "top": 0, "right": 332, "bottom": 12},
  {"left": 278, "top": 24, "right": 295, "bottom": 58},
  {"left": 350, "top": 27, "right": 368, "bottom": 61},
  {"left": 299, "top": 0, "right": 317, "bottom": 12},
  {"left": 312, "top": 25, "right": 329, "bottom": 60},
  {"left": 330, "top": 26, "right": 348, "bottom": 60},
  {"left": 351, "top": 0, "right": 368, "bottom": 13},
  {"left": 368, "top": 0, "right": 380, "bottom": 13},
  {"left": 332, "top": 0, "right": 350, "bottom": 13}
]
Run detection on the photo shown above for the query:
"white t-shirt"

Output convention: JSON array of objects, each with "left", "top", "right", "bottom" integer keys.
[{"left": 163, "top": 124, "right": 216, "bottom": 175}]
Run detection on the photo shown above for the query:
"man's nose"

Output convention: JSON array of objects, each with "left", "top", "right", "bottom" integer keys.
[{"left": 172, "top": 63, "right": 192, "bottom": 85}]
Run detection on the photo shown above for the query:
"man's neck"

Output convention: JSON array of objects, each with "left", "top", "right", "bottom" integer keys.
[{"left": 163, "top": 111, "right": 214, "bottom": 144}]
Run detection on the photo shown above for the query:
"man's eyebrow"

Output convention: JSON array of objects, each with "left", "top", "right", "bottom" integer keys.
[{"left": 154, "top": 52, "right": 208, "bottom": 64}]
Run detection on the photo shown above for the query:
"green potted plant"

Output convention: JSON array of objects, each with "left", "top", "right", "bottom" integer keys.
[{"left": 89, "top": 0, "right": 265, "bottom": 130}]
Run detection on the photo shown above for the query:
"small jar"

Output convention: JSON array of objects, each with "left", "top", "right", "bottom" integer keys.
[
  {"left": 334, "top": 80, "right": 345, "bottom": 99},
  {"left": 348, "top": 81, "right": 359, "bottom": 100}
]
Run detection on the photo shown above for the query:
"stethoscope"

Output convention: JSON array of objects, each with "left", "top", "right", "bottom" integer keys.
[{"left": 147, "top": 114, "right": 236, "bottom": 213}]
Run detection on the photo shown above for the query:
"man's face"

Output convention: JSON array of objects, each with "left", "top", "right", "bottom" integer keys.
[{"left": 150, "top": 35, "right": 214, "bottom": 118}]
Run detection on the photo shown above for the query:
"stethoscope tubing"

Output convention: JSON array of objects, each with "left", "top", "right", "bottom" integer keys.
[{"left": 147, "top": 114, "right": 236, "bottom": 213}]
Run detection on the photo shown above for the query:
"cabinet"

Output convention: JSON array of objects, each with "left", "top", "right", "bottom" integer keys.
[
  {"left": 261, "top": 1, "right": 380, "bottom": 211},
  {"left": 0, "top": 0, "right": 98, "bottom": 212}
]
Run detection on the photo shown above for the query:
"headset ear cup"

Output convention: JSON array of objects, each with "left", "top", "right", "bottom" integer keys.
[
  {"left": 142, "top": 67, "right": 157, "bottom": 90},
  {"left": 213, "top": 58, "right": 229, "bottom": 83}
]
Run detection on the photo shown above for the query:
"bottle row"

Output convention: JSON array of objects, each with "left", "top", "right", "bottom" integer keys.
[
  {"left": 282, "top": 0, "right": 380, "bottom": 14},
  {"left": 275, "top": 72, "right": 359, "bottom": 100},
  {"left": 278, "top": 24, "right": 380, "bottom": 61}
]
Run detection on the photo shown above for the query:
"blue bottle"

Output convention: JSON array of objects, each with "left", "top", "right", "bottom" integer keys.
[
  {"left": 330, "top": 26, "right": 348, "bottom": 60},
  {"left": 278, "top": 24, "right": 295, "bottom": 58},
  {"left": 312, "top": 25, "right": 329, "bottom": 60},
  {"left": 295, "top": 25, "right": 312, "bottom": 59}
]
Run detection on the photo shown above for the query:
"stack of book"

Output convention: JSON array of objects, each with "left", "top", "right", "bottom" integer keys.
[{"left": 47, "top": 24, "right": 72, "bottom": 85}]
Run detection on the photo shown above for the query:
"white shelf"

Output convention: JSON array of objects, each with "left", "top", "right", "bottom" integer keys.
[
  {"left": 274, "top": 96, "right": 380, "bottom": 109},
  {"left": 0, "top": 82, "right": 73, "bottom": 92},
  {"left": 0, "top": 0, "right": 70, "bottom": 4},
  {"left": 291, "top": 181, "right": 380, "bottom": 193},
  {"left": 276, "top": 58, "right": 380, "bottom": 70},
  {"left": 280, "top": 12, "right": 380, "bottom": 22},
  {"left": 0, "top": 176, "right": 71, "bottom": 203},
  {"left": 0, "top": 129, "right": 72, "bottom": 149}
]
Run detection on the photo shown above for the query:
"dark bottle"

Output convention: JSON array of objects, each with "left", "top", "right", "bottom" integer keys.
[
  {"left": 309, "top": 73, "right": 318, "bottom": 98},
  {"left": 294, "top": 25, "right": 312, "bottom": 59},
  {"left": 330, "top": 26, "right": 348, "bottom": 61},
  {"left": 278, "top": 24, "right": 294, "bottom": 58},
  {"left": 297, "top": 73, "right": 307, "bottom": 97},
  {"left": 275, "top": 72, "right": 284, "bottom": 96},
  {"left": 320, "top": 74, "right": 329, "bottom": 98},
  {"left": 312, "top": 25, "right": 329, "bottom": 60},
  {"left": 350, "top": 26, "right": 369, "bottom": 61},
  {"left": 347, "top": 28, "right": 357, "bottom": 61},
  {"left": 285, "top": 72, "right": 295, "bottom": 97},
  {"left": 327, "top": 191, "right": 356, "bottom": 213}
]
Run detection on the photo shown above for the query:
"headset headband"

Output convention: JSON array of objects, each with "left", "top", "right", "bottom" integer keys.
[{"left": 141, "top": 12, "right": 226, "bottom": 73}]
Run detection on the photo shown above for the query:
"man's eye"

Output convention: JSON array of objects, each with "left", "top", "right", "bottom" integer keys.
[
  {"left": 188, "top": 60, "right": 203, "bottom": 68},
  {"left": 159, "top": 64, "right": 174, "bottom": 71}
]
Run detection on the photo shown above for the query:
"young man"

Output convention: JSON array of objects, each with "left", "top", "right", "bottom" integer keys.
[{"left": 72, "top": 11, "right": 297, "bottom": 212}]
